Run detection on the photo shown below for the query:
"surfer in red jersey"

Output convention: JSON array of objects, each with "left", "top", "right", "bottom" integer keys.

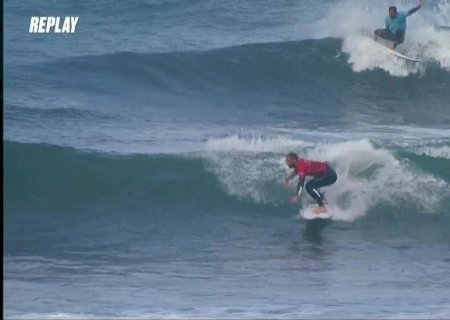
[{"left": 283, "top": 152, "right": 337, "bottom": 214}]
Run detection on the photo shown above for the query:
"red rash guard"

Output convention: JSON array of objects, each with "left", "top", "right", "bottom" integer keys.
[{"left": 295, "top": 159, "right": 328, "bottom": 181}]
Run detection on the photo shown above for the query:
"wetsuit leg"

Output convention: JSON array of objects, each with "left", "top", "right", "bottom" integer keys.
[
  {"left": 374, "top": 29, "right": 400, "bottom": 43},
  {"left": 374, "top": 29, "right": 386, "bottom": 40},
  {"left": 393, "top": 31, "right": 405, "bottom": 48},
  {"left": 374, "top": 29, "right": 392, "bottom": 41},
  {"left": 305, "top": 167, "right": 337, "bottom": 206}
]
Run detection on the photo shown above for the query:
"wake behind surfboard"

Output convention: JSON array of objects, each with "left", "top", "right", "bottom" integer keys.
[
  {"left": 299, "top": 205, "right": 333, "bottom": 220},
  {"left": 359, "top": 29, "right": 422, "bottom": 63}
]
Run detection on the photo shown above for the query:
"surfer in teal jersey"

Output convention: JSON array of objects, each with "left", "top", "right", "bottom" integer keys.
[{"left": 374, "top": 0, "right": 424, "bottom": 48}]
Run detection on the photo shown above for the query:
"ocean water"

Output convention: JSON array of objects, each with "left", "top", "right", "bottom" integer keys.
[{"left": 4, "top": 0, "right": 450, "bottom": 318}]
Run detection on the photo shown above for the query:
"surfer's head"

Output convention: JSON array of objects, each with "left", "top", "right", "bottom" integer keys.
[
  {"left": 389, "top": 6, "right": 397, "bottom": 19},
  {"left": 285, "top": 152, "right": 298, "bottom": 168}
]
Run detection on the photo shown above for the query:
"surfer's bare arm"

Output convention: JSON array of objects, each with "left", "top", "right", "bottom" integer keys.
[
  {"left": 283, "top": 169, "right": 297, "bottom": 188},
  {"left": 285, "top": 170, "right": 296, "bottom": 181}
]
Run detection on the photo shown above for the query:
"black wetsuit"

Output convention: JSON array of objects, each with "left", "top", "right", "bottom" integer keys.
[
  {"left": 297, "top": 166, "right": 337, "bottom": 206},
  {"left": 291, "top": 159, "right": 338, "bottom": 206},
  {"left": 374, "top": 28, "right": 405, "bottom": 47}
]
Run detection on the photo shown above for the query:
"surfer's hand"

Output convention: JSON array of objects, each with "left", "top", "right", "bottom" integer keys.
[
  {"left": 290, "top": 195, "right": 299, "bottom": 204},
  {"left": 283, "top": 180, "right": 290, "bottom": 189}
]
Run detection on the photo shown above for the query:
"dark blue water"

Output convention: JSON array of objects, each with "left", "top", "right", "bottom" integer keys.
[{"left": 4, "top": 0, "right": 450, "bottom": 318}]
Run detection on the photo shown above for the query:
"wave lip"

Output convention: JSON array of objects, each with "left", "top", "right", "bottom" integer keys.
[{"left": 411, "top": 145, "right": 450, "bottom": 160}]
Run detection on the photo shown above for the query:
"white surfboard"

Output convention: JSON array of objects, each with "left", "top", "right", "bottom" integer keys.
[
  {"left": 360, "top": 30, "right": 422, "bottom": 63},
  {"left": 372, "top": 40, "right": 422, "bottom": 63},
  {"left": 435, "top": 25, "right": 450, "bottom": 31},
  {"left": 300, "top": 205, "right": 333, "bottom": 220}
]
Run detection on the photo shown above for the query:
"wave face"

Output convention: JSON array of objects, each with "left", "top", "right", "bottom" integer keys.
[
  {"left": 21, "top": 38, "right": 450, "bottom": 97},
  {"left": 5, "top": 38, "right": 450, "bottom": 153},
  {"left": 5, "top": 140, "right": 450, "bottom": 222}
]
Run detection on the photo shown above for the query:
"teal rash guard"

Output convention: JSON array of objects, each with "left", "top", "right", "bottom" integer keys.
[{"left": 385, "top": 5, "right": 421, "bottom": 35}]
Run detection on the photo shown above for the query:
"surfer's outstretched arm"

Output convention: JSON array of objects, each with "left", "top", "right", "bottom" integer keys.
[
  {"left": 285, "top": 170, "right": 297, "bottom": 182},
  {"left": 283, "top": 169, "right": 297, "bottom": 188},
  {"left": 407, "top": 4, "right": 421, "bottom": 16},
  {"left": 288, "top": 178, "right": 304, "bottom": 204}
]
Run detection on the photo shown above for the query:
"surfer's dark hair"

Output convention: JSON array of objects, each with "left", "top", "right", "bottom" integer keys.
[
  {"left": 286, "top": 152, "right": 298, "bottom": 160},
  {"left": 389, "top": 6, "right": 397, "bottom": 12}
]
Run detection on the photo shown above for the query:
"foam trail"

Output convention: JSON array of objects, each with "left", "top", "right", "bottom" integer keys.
[
  {"left": 306, "top": 140, "right": 447, "bottom": 221},
  {"left": 204, "top": 136, "right": 448, "bottom": 221}
]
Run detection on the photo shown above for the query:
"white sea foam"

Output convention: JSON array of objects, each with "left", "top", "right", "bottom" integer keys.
[
  {"left": 204, "top": 136, "right": 448, "bottom": 221},
  {"left": 411, "top": 144, "right": 450, "bottom": 159}
]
